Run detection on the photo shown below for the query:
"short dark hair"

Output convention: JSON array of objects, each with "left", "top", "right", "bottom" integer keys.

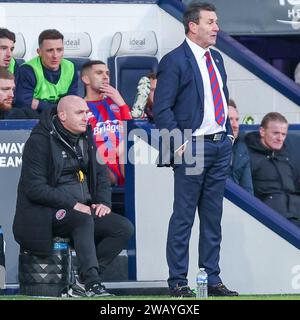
[
  {"left": 38, "top": 29, "right": 64, "bottom": 47},
  {"left": 0, "top": 66, "right": 14, "bottom": 80},
  {"left": 147, "top": 72, "right": 157, "bottom": 80},
  {"left": 80, "top": 60, "right": 106, "bottom": 77},
  {"left": 0, "top": 28, "right": 16, "bottom": 42},
  {"left": 183, "top": 2, "right": 216, "bottom": 34},
  {"left": 260, "top": 112, "right": 288, "bottom": 129},
  {"left": 228, "top": 98, "right": 237, "bottom": 109}
]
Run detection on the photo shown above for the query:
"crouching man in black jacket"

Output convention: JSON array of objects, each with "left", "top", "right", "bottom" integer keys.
[{"left": 13, "top": 95, "right": 134, "bottom": 297}]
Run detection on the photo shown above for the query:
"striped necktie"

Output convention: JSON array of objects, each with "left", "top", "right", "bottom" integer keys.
[{"left": 204, "top": 51, "right": 225, "bottom": 126}]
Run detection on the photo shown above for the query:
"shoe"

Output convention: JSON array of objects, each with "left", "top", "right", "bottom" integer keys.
[
  {"left": 68, "top": 283, "right": 87, "bottom": 297},
  {"left": 131, "top": 76, "right": 151, "bottom": 118},
  {"left": 67, "top": 275, "right": 87, "bottom": 297},
  {"left": 86, "top": 283, "right": 114, "bottom": 297},
  {"left": 208, "top": 283, "right": 239, "bottom": 296},
  {"left": 169, "top": 285, "right": 196, "bottom": 298}
]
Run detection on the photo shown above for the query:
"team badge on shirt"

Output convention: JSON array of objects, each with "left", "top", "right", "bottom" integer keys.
[
  {"left": 110, "top": 104, "right": 120, "bottom": 113},
  {"left": 55, "top": 209, "right": 66, "bottom": 220},
  {"left": 61, "top": 151, "right": 67, "bottom": 158}
]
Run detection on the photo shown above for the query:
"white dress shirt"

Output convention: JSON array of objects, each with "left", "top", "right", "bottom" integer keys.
[{"left": 185, "top": 37, "right": 228, "bottom": 136}]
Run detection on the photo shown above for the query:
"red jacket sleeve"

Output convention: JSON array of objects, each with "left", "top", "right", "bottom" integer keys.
[{"left": 119, "top": 104, "right": 132, "bottom": 120}]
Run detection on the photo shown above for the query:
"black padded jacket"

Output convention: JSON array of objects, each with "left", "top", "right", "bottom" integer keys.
[
  {"left": 13, "top": 108, "right": 111, "bottom": 255},
  {"left": 245, "top": 131, "right": 300, "bottom": 220}
]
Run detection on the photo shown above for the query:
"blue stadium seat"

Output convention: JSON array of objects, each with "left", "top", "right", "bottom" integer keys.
[
  {"left": 111, "top": 186, "right": 125, "bottom": 216},
  {"left": 107, "top": 31, "right": 158, "bottom": 107},
  {"left": 66, "top": 57, "right": 89, "bottom": 97},
  {"left": 63, "top": 32, "right": 92, "bottom": 98}
]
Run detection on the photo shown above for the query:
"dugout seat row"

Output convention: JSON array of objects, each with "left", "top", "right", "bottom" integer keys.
[
  {"left": 11, "top": 31, "right": 159, "bottom": 296},
  {"left": 13, "top": 30, "right": 159, "bottom": 106},
  {"left": 12, "top": 32, "right": 91, "bottom": 97}
]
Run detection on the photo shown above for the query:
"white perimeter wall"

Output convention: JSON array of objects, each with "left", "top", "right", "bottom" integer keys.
[
  {"left": 133, "top": 138, "right": 300, "bottom": 294},
  {"left": 0, "top": 2, "right": 299, "bottom": 122}
]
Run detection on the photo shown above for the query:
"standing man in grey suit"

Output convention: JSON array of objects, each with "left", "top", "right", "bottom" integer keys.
[{"left": 153, "top": 2, "right": 238, "bottom": 297}]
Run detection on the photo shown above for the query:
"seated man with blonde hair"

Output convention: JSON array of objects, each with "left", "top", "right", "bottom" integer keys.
[{"left": 245, "top": 112, "right": 300, "bottom": 227}]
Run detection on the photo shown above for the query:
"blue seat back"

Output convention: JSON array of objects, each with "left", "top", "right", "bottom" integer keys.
[
  {"left": 108, "top": 55, "right": 158, "bottom": 107},
  {"left": 108, "top": 31, "right": 159, "bottom": 107},
  {"left": 63, "top": 32, "right": 92, "bottom": 98},
  {"left": 65, "top": 57, "right": 90, "bottom": 98}
]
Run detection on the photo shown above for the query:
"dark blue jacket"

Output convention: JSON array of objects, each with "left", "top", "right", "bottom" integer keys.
[
  {"left": 153, "top": 40, "right": 232, "bottom": 165},
  {"left": 230, "top": 138, "right": 254, "bottom": 194}
]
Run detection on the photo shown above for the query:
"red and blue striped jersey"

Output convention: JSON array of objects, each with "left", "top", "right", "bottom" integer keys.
[{"left": 87, "top": 97, "right": 132, "bottom": 186}]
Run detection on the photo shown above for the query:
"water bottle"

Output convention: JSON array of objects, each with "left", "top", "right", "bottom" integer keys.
[
  {"left": 0, "top": 226, "right": 5, "bottom": 295},
  {"left": 196, "top": 268, "right": 208, "bottom": 298}
]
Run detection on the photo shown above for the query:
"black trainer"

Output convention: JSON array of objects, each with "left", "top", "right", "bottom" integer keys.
[
  {"left": 169, "top": 285, "right": 196, "bottom": 298},
  {"left": 67, "top": 275, "right": 87, "bottom": 297},
  {"left": 208, "top": 283, "right": 239, "bottom": 296},
  {"left": 86, "top": 283, "right": 114, "bottom": 297}
]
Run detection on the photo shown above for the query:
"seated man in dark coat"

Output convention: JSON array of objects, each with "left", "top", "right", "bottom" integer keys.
[
  {"left": 13, "top": 95, "right": 134, "bottom": 297},
  {"left": 228, "top": 99, "right": 253, "bottom": 194},
  {"left": 245, "top": 112, "right": 300, "bottom": 227}
]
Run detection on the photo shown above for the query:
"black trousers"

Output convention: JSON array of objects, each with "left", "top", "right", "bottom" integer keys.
[{"left": 52, "top": 209, "right": 134, "bottom": 289}]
